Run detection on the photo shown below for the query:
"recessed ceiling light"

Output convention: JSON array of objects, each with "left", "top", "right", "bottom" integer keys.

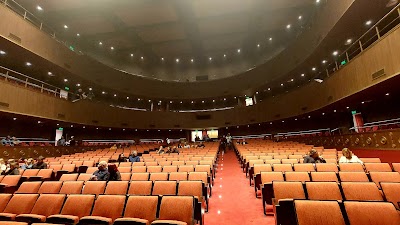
[
  {"left": 83, "top": 126, "right": 86, "bottom": 129},
  {"left": 13, "top": 118, "right": 17, "bottom": 121},
  {"left": 148, "top": 100, "right": 151, "bottom": 102},
  {"left": 191, "top": 101, "right": 194, "bottom": 104},
  {"left": 38, "top": 121, "right": 41, "bottom": 124},
  {"left": 223, "top": 54, "right": 226, "bottom": 58},
  {"left": 63, "top": 25, "right": 68, "bottom": 29},
  {"left": 71, "top": 125, "right": 73, "bottom": 127},
  {"left": 386, "top": 93, "right": 390, "bottom": 96},
  {"left": 170, "top": 101, "right": 173, "bottom": 103},
  {"left": 256, "top": 91, "right": 259, "bottom": 94},
  {"left": 322, "top": 113, "right": 325, "bottom": 115},
  {"left": 298, "top": 15, "right": 302, "bottom": 20},
  {"left": 361, "top": 101, "right": 365, "bottom": 104},
  {"left": 308, "top": 116, "right": 311, "bottom": 118},
  {"left": 76, "top": 83, "right": 81, "bottom": 87},
  {"left": 270, "top": 122, "right": 272, "bottom": 124},
  {"left": 346, "top": 39, "right": 352, "bottom": 44},
  {"left": 316, "top": 0, "right": 320, "bottom": 3},
  {"left": 113, "top": 94, "right": 117, "bottom": 97},
  {"left": 36, "top": 5, "right": 43, "bottom": 11},
  {"left": 141, "top": 56, "right": 144, "bottom": 60},
  {"left": 176, "top": 58, "right": 179, "bottom": 63},
  {"left": 333, "top": 109, "right": 337, "bottom": 112},
  {"left": 301, "top": 73, "right": 305, "bottom": 77},
  {"left": 312, "top": 67, "right": 316, "bottom": 71},
  {"left": 64, "top": 79, "right": 68, "bottom": 82},
  {"left": 126, "top": 97, "right": 129, "bottom": 99},
  {"left": 76, "top": 33, "right": 80, "bottom": 37},
  {"left": 180, "top": 101, "right": 183, "bottom": 104},
  {"left": 268, "top": 88, "right": 271, "bottom": 91},
  {"left": 290, "top": 78, "right": 294, "bottom": 82},
  {"left": 322, "top": 60, "right": 327, "bottom": 64},
  {"left": 346, "top": 106, "right": 350, "bottom": 109},
  {"left": 99, "top": 42, "right": 103, "bottom": 45},
  {"left": 234, "top": 96, "right": 237, "bottom": 99},
  {"left": 191, "top": 59, "right": 194, "bottom": 62},
  {"left": 223, "top": 98, "right": 226, "bottom": 101},
  {"left": 257, "top": 44, "right": 260, "bottom": 47},
  {"left": 26, "top": 62, "right": 32, "bottom": 66},
  {"left": 130, "top": 53, "right": 134, "bottom": 57},
  {"left": 332, "top": 51, "right": 339, "bottom": 56},
  {"left": 161, "top": 57, "right": 164, "bottom": 61},
  {"left": 269, "top": 37, "right": 273, "bottom": 41},
  {"left": 286, "top": 24, "right": 291, "bottom": 29},
  {"left": 365, "top": 20, "right": 372, "bottom": 26},
  {"left": 237, "top": 49, "right": 241, "bottom": 53},
  {"left": 89, "top": 88, "right": 92, "bottom": 91},
  {"left": 102, "top": 91, "right": 106, "bottom": 94},
  {"left": 47, "top": 72, "right": 53, "bottom": 76},
  {"left": 212, "top": 100, "right": 215, "bottom": 102},
  {"left": 202, "top": 100, "right": 205, "bottom": 103},
  {"left": 295, "top": 118, "right": 297, "bottom": 121},
  {"left": 209, "top": 57, "right": 212, "bottom": 61},
  {"left": 57, "top": 123, "right": 59, "bottom": 126},
  {"left": 110, "top": 46, "right": 114, "bottom": 50},
  {"left": 0, "top": 50, "right": 6, "bottom": 55},
  {"left": 281, "top": 83, "right": 284, "bottom": 86}
]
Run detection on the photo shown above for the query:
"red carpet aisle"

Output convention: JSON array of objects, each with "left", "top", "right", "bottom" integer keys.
[{"left": 205, "top": 149, "right": 275, "bottom": 225}]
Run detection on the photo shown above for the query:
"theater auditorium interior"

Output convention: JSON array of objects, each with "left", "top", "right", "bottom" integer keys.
[{"left": 1, "top": 0, "right": 400, "bottom": 224}]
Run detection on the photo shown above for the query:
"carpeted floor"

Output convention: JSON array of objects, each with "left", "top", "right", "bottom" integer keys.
[{"left": 204, "top": 149, "right": 275, "bottom": 225}]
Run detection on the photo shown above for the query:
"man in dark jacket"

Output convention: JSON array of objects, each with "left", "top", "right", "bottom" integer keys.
[
  {"left": 91, "top": 161, "right": 110, "bottom": 181},
  {"left": 303, "top": 149, "right": 326, "bottom": 163},
  {"left": 32, "top": 156, "right": 48, "bottom": 169}
]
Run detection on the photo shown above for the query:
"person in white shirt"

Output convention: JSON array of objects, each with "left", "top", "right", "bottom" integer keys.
[
  {"left": 339, "top": 148, "right": 363, "bottom": 164},
  {"left": 0, "top": 158, "right": 6, "bottom": 173}
]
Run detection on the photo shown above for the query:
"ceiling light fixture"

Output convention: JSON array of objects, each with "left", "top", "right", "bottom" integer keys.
[
  {"left": 113, "top": 94, "right": 117, "bottom": 97},
  {"left": 290, "top": 79, "right": 294, "bottom": 82},
  {"left": 36, "top": 5, "right": 43, "bottom": 11},
  {"left": 298, "top": 15, "right": 302, "bottom": 20},
  {"left": 257, "top": 44, "right": 260, "bottom": 47},
  {"left": 316, "top": 0, "right": 320, "bottom": 3},
  {"left": 110, "top": 46, "right": 114, "bottom": 50},
  {"left": 176, "top": 58, "right": 179, "bottom": 63},
  {"left": 332, "top": 51, "right": 339, "bottom": 56},
  {"left": 141, "top": 56, "right": 144, "bottom": 60},
  {"left": 130, "top": 53, "right": 134, "bottom": 57},
  {"left": 26, "top": 62, "right": 32, "bottom": 66},
  {"left": 191, "top": 59, "right": 194, "bottom": 62},
  {"left": 365, "top": 20, "right": 372, "bottom": 26},
  {"left": 269, "top": 37, "right": 273, "bottom": 41},
  {"left": 268, "top": 88, "right": 271, "bottom": 91},
  {"left": 63, "top": 25, "right": 68, "bottom": 29},
  {"left": 281, "top": 83, "right": 284, "bottom": 86},
  {"left": 102, "top": 91, "right": 106, "bottom": 94},
  {"left": 0, "top": 50, "right": 6, "bottom": 55},
  {"left": 322, "top": 60, "right": 327, "bottom": 64},
  {"left": 76, "top": 33, "right": 80, "bottom": 37},
  {"left": 47, "top": 72, "right": 53, "bottom": 76},
  {"left": 237, "top": 49, "right": 241, "bottom": 53},
  {"left": 161, "top": 58, "right": 164, "bottom": 61},
  {"left": 346, "top": 39, "right": 353, "bottom": 44},
  {"left": 386, "top": 93, "right": 390, "bottom": 96},
  {"left": 286, "top": 24, "right": 291, "bottom": 29},
  {"left": 89, "top": 88, "right": 92, "bottom": 91},
  {"left": 64, "top": 79, "right": 68, "bottom": 82},
  {"left": 76, "top": 83, "right": 81, "bottom": 87},
  {"left": 126, "top": 97, "right": 129, "bottom": 99},
  {"left": 99, "top": 42, "right": 103, "bottom": 45},
  {"left": 312, "top": 67, "right": 316, "bottom": 71},
  {"left": 301, "top": 73, "right": 305, "bottom": 77},
  {"left": 209, "top": 57, "right": 212, "bottom": 61}
]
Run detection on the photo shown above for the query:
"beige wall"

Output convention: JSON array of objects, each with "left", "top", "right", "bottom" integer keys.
[{"left": 0, "top": 23, "right": 399, "bottom": 129}]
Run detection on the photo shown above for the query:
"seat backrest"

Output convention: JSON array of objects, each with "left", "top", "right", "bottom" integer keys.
[
  {"left": 295, "top": 200, "right": 346, "bottom": 225},
  {"left": 285, "top": 172, "right": 310, "bottom": 182},
  {"left": 294, "top": 164, "right": 315, "bottom": 172},
  {"left": 152, "top": 181, "right": 177, "bottom": 195},
  {"left": 364, "top": 163, "right": 392, "bottom": 172},
  {"left": 273, "top": 181, "right": 305, "bottom": 201},
  {"left": 77, "top": 173, "right": 93, "bottom": 182},
  {"left": 105, "top": 181, "right": 129, "bottom": 195},
  {"left": 338, "top": 172, "right": 369, "bottom": 182},
  {"left": 392, "top": 163, "right": 400, "bottom": 172},
  {"left": 131, "top": 172, "right": 150, "bottom": 181},
  {"left": 22, "top": 169, "right": 40, "bottom": 177},
  {"left": 315, "top": 163, "right": 338, "bottom": 172},
  {"left": 82, "top": 181, "right": 106, "bottom": 195},
  {"left": 261, "top": 172, "right": 284, "bottom": 184},
  {"left": 147, "top": 166, "right": 162, "bottom": 173},
  {"left": 311, "top": 172, "right": 338, "bottom": 182},
  {"left": 381, "top": 182, "right": 400, "bottom": 210},
  {"left": 49, "top": 164, "right": 63, "bottom": 172},
  {"left": 149, "top": 172, "right": 169, "bottom": 181},
  {"left": 91, "top": 195, "right": 126, "bottom": 222},
  {"left": 118, "top": 167, "right": 131, "bottom": 173},
  {"left": 38, "top": 181, "right": 63, "bottom": 194},
  {"left": 194, "top": 165, "right": 211, "bottom": 175},
  {"left": 344, "top": 201, "right": 400, "bottom": 225},
  {"left": 169, "top": 172, "right": 188, "bottom": 181},
  {"left": 85, "top": 167, "right": 98, "bottom": 174},
  {"left": 254, "top": 164, "right": 272, "bottom": 174},
  {"left": 179, "top": 165, "right": 195, "bottom": 173},
  {"left": 360, "top": 158, "right": 381, "bottom": 163},
  {"left": 120, "top": 173, "right": 132, "bottom": 181},
  {"left": 128, "top": 181, "right": 153, "bottom": 195},
  {"left": 369, "top": 172, "right": 400, "bottom": 188},
  {"left": 119, "top": 162, "right": 132, "bottom": 167},
  {"left": 30, "top": 194, "right": 66, "bottom": 217},
  {"left": 178, "top": 181, "right": 203, "bottom": 202},
  {"left": 0, "top": 175, "right": 21, "bottom": 186},
  {"left": 306, "top": 182, "right": 342, "bottom": 200},
  {"left": 188, "top": 172, "right": 207, "bottom": 184},
  {"left": 132, "top": 166, "right": 147, "bottom": 173},
  {"left": 82, "top": 161, "right": 95, "bottom": 167},
  {"left": 172, "top": 161, "right": 185, "bottom": 166},
  {"left": 3, "top": 194, "right": 39, "bottom": 214},
  {"left": 61, "top": 164, "right": 76, "bottom": 173},
  {"left": 341, "top": 182, "right": 383, "bottom": 201},
  {"left": 59, "top": 173, "right": 79, "bottom": 181},
  {"left": 59, "top": 181, "right": 84, "bottom": 194},
  {"left": 60, "top": 194, "right": 95, "bottom": 218},
  {"left": 72, "top": 161, "right": 84, "bottom": 167},
  {"left": 145, "top": 162, "right": 158, "bottom": 166},
  {"left": 0, "top": 194, "right": 12, "bottom": 212},
  {"left": 273, "top": 164, "right": 293, "bottom": 172},
  {"left": 339, "top": 163, "right": 365, "bottom": 172},
  {"left": 158, "top": 196, "right": 194, "bottom": 225},
  {"left": 282, "top": 159, "right": 299, "bottom": 164},
  {"left": 123, "top": 196, "right": 158, "bottom": 223},
  {"left": 36, "top": 169, "right": 53, "bottom": 179},
  {"left": 158, "top": 161, "right": 172, "bottom": 167},
  {"left": 15, "top": 181, "right": 42, "bottom": 194},
  {"left": 163, "top": 165, "right": 178, "bottom": 173}
]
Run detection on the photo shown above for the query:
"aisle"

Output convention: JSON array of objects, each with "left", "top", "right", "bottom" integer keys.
[{"left": 205, "top": 149, "right": 275, "bottom": 225}]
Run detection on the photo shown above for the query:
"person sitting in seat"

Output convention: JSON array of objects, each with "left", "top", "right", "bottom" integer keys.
[
  {"left": 110, "top": 144, "right": 117, "bottom": 150},
  {"left": 339, "top": 148, "right": 363, "bottom": 164},
  {"left": 90, "top": 161, "right": 110, "bottom": 181},
  {"left": 0, "top": 158, "right": 7, "bottom": 173},
  {"left": 2, "top": 162, "right": 19, "bottom": 175},
  {"left": 32, "top": 156, "right": 48, "bottom": 169},
  {"left": 21, "top": 158, "right": 34, "bottom": 170},
  {"left": 156, "top": 146, "right": 165, "bottom": 154},
  {"left": 303, "top": 149, "right": 326, "bottom": 163},
  {"left": 129, "top": 151, "right": 141, "bottom": 163},
  {"left": 108, "top": 164, "right": 121, "bottom": 181},
  {"left": 118, "top": 153, "right": 127, "bottom": 162}
]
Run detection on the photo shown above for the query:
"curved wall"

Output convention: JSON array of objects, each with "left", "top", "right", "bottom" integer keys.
[
  {"left": 0, "top": 0, "right": 354, "bottom": 99},
  {"left": 0, "top": 22, "right": 399, "bottom": 129}
]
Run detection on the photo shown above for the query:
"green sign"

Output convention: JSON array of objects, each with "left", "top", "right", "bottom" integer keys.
[
  {"left": 58, "top": 127, "right": 63, "bottom": 130},
  {"left": 351, "top": 110, "right": 357, "bottom": 115},
  {"left": 69, "top": 46, "right": 75, "bottom": 51},
  {"left": 64, "top": 87, "right": 70, "bottom": 91},
  {"left": 341, "top": 60, "right": 347, "bottom": 65}
]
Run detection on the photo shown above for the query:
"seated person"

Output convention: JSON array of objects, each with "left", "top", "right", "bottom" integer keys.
[
  {"left": 156, "top": 146, "right": 165, "bottom": 154},
  {"left": 303, "top": 149, "right": 326, "bottom": 163},
  {"left": 118, "top": 153, "right": 127, "bottom": 162},
  {"left": 2, "top": 162, "right": 19, "bottom": 175},
  {"left": 32, "top": 156, "right": 48, "bottom": 169},
  {"left": 129, "top": 151, "right": 141, "bottom": 163},
  {"left": 90, "top": 161, "right": 110, "bottom": 181},
  {"left": 197, "top": 143, "right": 205, "bottom": 148},
  {"left": 110, "top": 144, "right": 117, "bottom": 150},
  {"left": 171, "top": 146, "right": 179, "bottom": 153},
  {"left": 21, "top": 158, "right": 34, "bottom": 170},
  {"left": 339, "top": 148, "right": 363, "bottom": 164},
  {"left": 0, "top": 158, "right": 6, "bottom": 173},
  {"left": 108, "top": 164, "right": 121, "bottom": 181}
]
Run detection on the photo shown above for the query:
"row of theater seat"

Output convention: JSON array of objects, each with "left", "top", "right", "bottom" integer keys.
[
  {"left": 0, "top": 194, "right": 198, "bottom": 225},
  {"left": 286, "top": 200, "right": 400, "bottom": 225}
]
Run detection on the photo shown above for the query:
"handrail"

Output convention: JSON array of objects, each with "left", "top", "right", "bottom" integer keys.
[
  {"left": 349, "top": 118, "right": 400, "bottom": 130},
  {"left": 277, "top": 128, "right": 331, "bottom": 136}
]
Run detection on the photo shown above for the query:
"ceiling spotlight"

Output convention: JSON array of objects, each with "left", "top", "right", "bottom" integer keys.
[
  {"left": 76, "top": 83, "right": 81, "bottom": 87},
  {"left": 137, "top": 98, "right": 141, "bottom": 101},
  {"left": 298, "top": 15, "right": 302, "bottom": 20},
  {"left": 180, "top": 101, "right": 183, "bottom": 104},
  {"left": 71, "top": 125, "right": 73, "bottom": 127},
  {"left": 234, "top": 96, "right": 237, "bottom": 99},
  {"left": 83, "top": 126, "right": 86, "bottom": 129},
  {"left": 191, "top": 101, "right": 194, "bottom": 104},
  {"left": 281, "top": 83, "right": 284, "bottom": 86},
  {"left": 386, "top": 93, "right": 390, "bottom": 96},
  {"left": 130, "top": 53, "right": 134, "bottom": 57},
  {"left": 322, "top": 113, "right": 325, "bottom": 115},
  {"left": 346, "top": 106, "right": 350, "bottom": 109},
  {"left": 290, "top": 79, "right": 294, "bottom": 82},
  {"left": 148, "top": 100, "right": 151, "bottom": 102},
  {"left": 176, "top": 58, "right": 179, "bottom": 63},
  {"left": 308, "top": 116, "right": 311, "bottom": 118},
  {"left": 161, "top": 58, "right": 164, "bottom": 61},
  {"left": 301, "top": 73, "right": 305, "bottom": 77},
  {"left": 332, "top": 51, "right": 339, "bottom": 56},
  {"left": 141, "top": 56, "right": 144, "bottom": 60},
  {"left": 169, "top": 101, "right": 172, "bottom": 103},
  {"left": 212, "top": 100, "right": 215, "bottom": 102},
  {"left": 76, "top": 33, "right": 80, "bottom": 37},
  {"left": 270, "top": 122, "right": 273, "bottom": 125},
  {"left": 223, "top": 98, "right": 226, "bottom": 101},
  {"left": 191, "top": 59, "right": 194, "bottom": 62},
  {"left": 36, "top": 5, "right": 43, "bottom": 11},
  {"left": 314, "top": 78, "right": 324, "bottom": 83},
  {"left": 256, "top": 91, "right": 259, "bottom": 94},
  {"left": 346, "top": 39, "right": 353, "bottom": 44},
  {"left": 202, "top": 100, "right": 205, "bottom": 103},
  {"left": 47, "top": 72, "right": 53, "bottom": 76},
  {"left": 223, "top": 54, "right": 226, "bottom": 58},
  {"left": 365, "top": 20, "right": 372, "bottom": 26},
  {"left": 361, "top": 101, "right": 365, "bottom": 104},
  {"left": 333, "top": 109, "right": 337, "bottom": 112},
  {"left": 13, "top": 118, "right": 17, "bottom": 121},
  {"left": 209, "top": 57, "right": 212, "bottom": 61},
  {"left": 0, "top": 50, "right": 6, "bottom": 55},
  {"left": 257, "top": 44, "right": 260, "bottom": 47},
  {"left": 316, "top": 0, "right": 320, "bottom": 3},
  {"left": 237, "top": 49, "right": 241, "bottom": 53},
  {"left": 63, "top": 79, "right": 68, "bottom": 82},
  {"left": 295, "top": 118, "right": 298, "bottom": 121},
  {"left": 268, "top": 88, "right": 271, "bottom": 91},
  {"left": 286, "top": 24, "right": 291, "bottom": 29},
  {"left": 322, "top": 60, "right": 327, "bottom": 64},
  {"left": 63, "top": 25, "right": 68, "bottom": 29},
  {"left": 312, "top": 67, "right": 316, "bottom": 71},
  {"left": 99, "top": 42, "right": 103, "bottom": 45},
  {"left": 102, "top": 91, "right": 106, "bottom": 94},
  {"left": 269, "top": 37, "right": 273, "bottom": 41},
  {"left": 89, "top": 88, "right": 92, "bottom": 91},
  {"left": 38, "top": 121, "right": 41, "bottom": 124},
  {"left": 26, "top": 62, "right": 32, "bottom": 66},
  {"left": 110, "top": 46, "right": 114, "bottom": 50},
  {"left": 113, "top": 94, "right": 117, "bottom": 97}
]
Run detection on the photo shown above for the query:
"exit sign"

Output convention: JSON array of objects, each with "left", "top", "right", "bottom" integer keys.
[{"left": 351, "top": 110, "right": 357, "bottom": 115}]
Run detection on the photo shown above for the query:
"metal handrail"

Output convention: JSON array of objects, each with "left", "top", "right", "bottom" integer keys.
[
  {"left": 277, "top": 128, "right": 331, "bottom": 136},
  {"left": 349, "top": 118, "right": 400, "bottom": 130}
]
